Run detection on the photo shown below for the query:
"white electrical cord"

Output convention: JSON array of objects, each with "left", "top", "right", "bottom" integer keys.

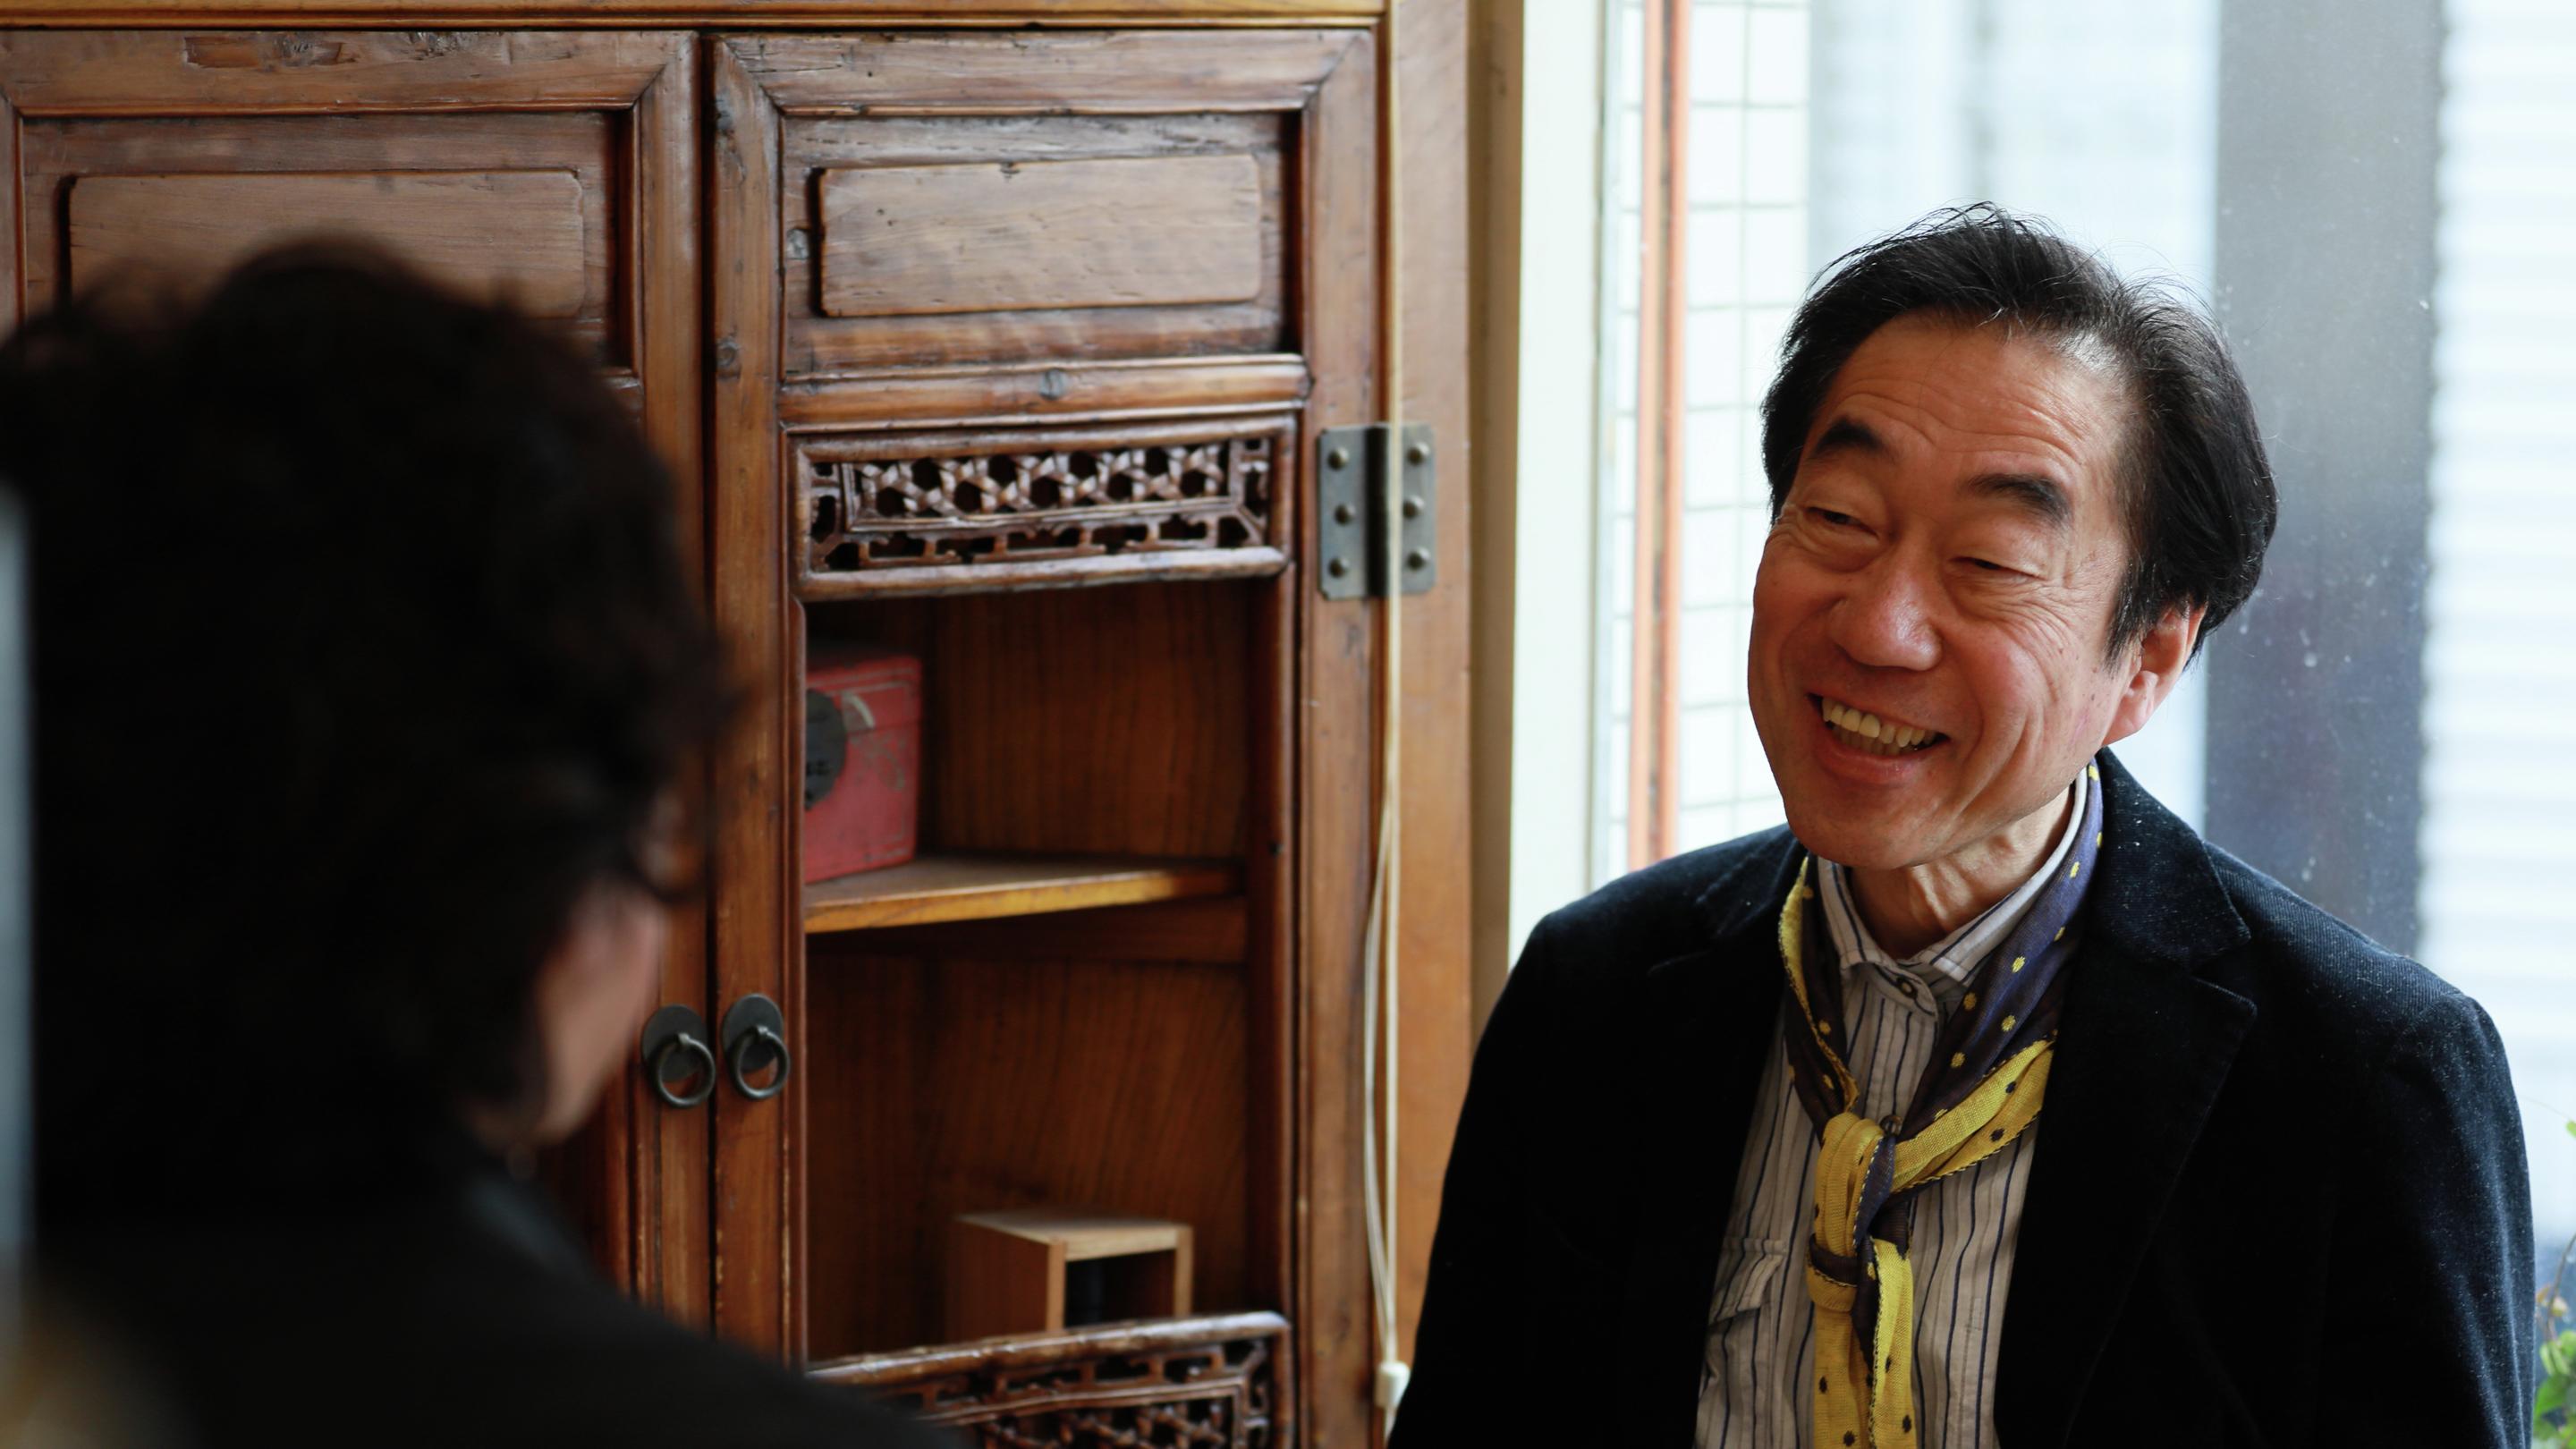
[
  {"left": 1359, "top": 485, "right": 1405, "bottom": 1433},
  {"left": 1358, "top": 1, "right": 1410, "bottom": 1437}
]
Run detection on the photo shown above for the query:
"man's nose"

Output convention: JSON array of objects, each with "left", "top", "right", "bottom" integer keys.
[{"left": 1826, "top": 554, "right": 1941, "bottom": 671}]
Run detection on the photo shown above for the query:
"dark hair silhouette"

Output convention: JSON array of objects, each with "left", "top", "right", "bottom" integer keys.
[
  {"left": 0, "top": 246, "right": 733, "bottom": 1220},
  {"left": 1761, "top": 203, "right": 2278, "bottom": 658}
]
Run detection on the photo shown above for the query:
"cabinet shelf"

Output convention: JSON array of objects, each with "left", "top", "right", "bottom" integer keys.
[{"left": 802, "top": 852, "right": 1241, "bottom": 935}]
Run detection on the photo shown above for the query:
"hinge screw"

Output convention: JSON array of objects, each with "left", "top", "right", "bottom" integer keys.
[
  {"left": 1334, "top": 503, "right": 1357, "bottom": 526},
  {"left": 1327, "top": 446, "right": 1352, "bottom": 470},
  {"left": 1407, "top": 441, "right": 1431, "bottom": 466},
  {"left": 1327, "top": 557, "right": 1351, "bottom": 578},
  {"left": 1407, "top": 549, "right": 1431, "bottom": 571},
  {"left": 1402, "top": 496, "right": 1423, "bottom": 519}
]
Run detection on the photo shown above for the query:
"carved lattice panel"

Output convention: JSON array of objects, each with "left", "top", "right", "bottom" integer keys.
[
  {"left": 794, "top": 416, "right": 1293, "bottom": 597},
  {"left": 815, "top": 1313, "right": 1288, "bottom": 1449}
]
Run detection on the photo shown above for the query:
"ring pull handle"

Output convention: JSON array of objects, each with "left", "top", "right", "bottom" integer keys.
[
  {"left": 721, "top": 994, "right": 792, "bottom": 1102},
  {"left": 639, "top": 1005, "right": 716, "bottom": 1109},
  {"left": 655, "top": 1033, "right": 719, "bottom": 1107},
  {"left": 728, "top": 1024, "right": 791, "bottom": 1101}
]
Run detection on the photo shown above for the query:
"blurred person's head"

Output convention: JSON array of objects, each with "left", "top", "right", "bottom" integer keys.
[{"left": 0, "top": 247, "right": 732, "bottom": 1223}]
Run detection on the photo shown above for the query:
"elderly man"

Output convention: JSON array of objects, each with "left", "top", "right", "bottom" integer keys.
[{"left": 1393, "top": 208, "right": 2530, "bottom": 1448}]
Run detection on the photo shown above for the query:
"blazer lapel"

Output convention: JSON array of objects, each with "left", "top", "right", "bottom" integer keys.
[
  {"left": 1614, "top": 835, "right": 1800, "bottom": 1446},
  {"left": 1996, "top": 752, "right": 2258, "bottom": 1448}
]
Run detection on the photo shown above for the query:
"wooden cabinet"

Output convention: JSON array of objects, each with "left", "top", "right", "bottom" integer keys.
[{"left": 0, "top": 9, "right": 1469, "bottom": 1446}]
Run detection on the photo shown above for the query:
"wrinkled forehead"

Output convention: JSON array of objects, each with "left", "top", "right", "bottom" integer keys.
[{"left": 1805, "top": 312, "right": 2140, "bottom": 499}]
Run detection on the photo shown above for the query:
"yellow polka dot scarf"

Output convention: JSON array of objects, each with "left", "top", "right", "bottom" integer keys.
[{"left": 1777, "top": 767, "right": 2102, "bottom": 1449}]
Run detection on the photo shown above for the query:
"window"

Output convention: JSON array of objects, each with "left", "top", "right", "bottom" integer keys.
[
  {"left": 1537, "top": 0, "right": 2572, "bottom": 1295},
  {"left": 2423, "top": 0, "right": 2576, "bottom": 1276}
]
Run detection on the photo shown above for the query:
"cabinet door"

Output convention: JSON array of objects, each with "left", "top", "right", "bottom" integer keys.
[
  {"left": 0, "top": 28, "right": 709, "bottom": 1324},
  {"left": 708, "top": 28, "right": 1418, "bottom": 1445}
]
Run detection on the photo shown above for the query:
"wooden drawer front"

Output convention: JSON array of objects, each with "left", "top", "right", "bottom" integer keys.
[
  {"left": 783, "top": 110, "right": 1291, "bottom": 376},
  {"left": 0, "top": 31, "right": 694, "bottom": 394},
  {"left": 795, "top": 412, "right": 1295, "bottom": 598},
  {"left": 67, "top": 170, "right": 589, "bottom": 318},
  {"left": 21, "top": 109, "right": 625, "bottom": 364},
  {"left": 724, "top": 30, "right": 1360, "bottom": 383},
  {"left": 818, "top": 153, "right": 1263, "bottom": 320}
]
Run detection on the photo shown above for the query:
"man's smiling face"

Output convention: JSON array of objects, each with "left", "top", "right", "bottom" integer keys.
[{"left": 1749, "top": 312, "right": 2165, "bottom": 871}]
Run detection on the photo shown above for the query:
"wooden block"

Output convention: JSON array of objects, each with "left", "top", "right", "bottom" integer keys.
[
  {"left": 66, "top": 170, "right": 589, "bottom": 316},
  {"left": 946, "top": 1208, "right": 1193, "bottom": 1342},
  {"left": 818, "top": 154, "right": 1263, "bottom": 318},
  {"left": 947, "top": 1220, "right": 1063, "bottom": 1343}
]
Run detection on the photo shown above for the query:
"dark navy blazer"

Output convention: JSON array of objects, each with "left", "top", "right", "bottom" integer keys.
[{"left": 1393, "top": 752, "right": 2533, "bottom": 1447}]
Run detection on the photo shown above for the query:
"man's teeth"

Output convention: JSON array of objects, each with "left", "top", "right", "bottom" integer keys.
[{"left": 1818, "top": 698, "right": 1941, "bottom": 756}]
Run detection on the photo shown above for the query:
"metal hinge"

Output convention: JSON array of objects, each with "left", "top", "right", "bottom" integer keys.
[{"left": 1316, "top": 422, "right": 1436, "bottom": 600}]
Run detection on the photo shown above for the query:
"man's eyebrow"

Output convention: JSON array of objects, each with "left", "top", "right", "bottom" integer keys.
[
  {"left": 1969, "top": 472, "right": 2073, "bottom": 530},
  {"left": 1808, "top": 416, "right": 1884, "bottom": 462}
]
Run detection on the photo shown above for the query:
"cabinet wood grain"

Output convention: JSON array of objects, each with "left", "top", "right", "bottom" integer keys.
[
  {"left": 67, "top": 169, "right": 589, "bottom": 313},
  {"left": 819, "top": 155, "right": 1262, "bottom": 318}
]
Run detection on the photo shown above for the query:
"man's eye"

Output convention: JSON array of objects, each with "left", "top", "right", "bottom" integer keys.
[{"left": 1809, "top": 507, "right": 1859, "bottom": 529}]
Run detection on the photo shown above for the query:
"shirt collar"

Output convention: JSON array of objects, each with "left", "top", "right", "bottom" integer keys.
[{"left": 1816, "top": 767, "right": 2090, "bottom": 1004}]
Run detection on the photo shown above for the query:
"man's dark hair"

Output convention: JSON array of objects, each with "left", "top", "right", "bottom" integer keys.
[
  {"left": 1759, "top": 203, "right": 2277, "bottom": 657},
  {"left": 0, "top": 248, "right": 733, "bottom": 1219}
]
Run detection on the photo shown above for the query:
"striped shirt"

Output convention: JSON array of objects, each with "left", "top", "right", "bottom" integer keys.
[{"left": 1694, "top": 773, "right": 2090, "bottom": 1449}]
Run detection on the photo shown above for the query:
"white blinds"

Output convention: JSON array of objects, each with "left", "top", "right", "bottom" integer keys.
[{"left": 2421, "top": 0, "right": 2576, "bottom": 1250}]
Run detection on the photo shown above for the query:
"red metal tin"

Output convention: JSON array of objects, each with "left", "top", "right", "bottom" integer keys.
[{"left": 803, "top": 644, "right": 921, "bottom": 883}]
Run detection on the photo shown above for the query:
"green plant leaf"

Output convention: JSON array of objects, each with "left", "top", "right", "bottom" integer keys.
[{"left": 2564, "top": 1118, "right": 2575, "bottom": 1140}]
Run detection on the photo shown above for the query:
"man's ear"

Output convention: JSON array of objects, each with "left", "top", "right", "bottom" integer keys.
[{"left": 2100, "top": 602, "right": 2205, "bottom": 749}]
